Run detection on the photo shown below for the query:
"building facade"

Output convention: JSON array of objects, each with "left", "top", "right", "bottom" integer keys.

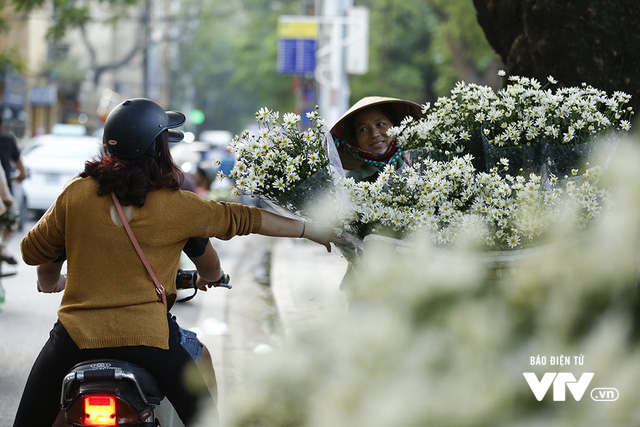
[{"left": 1, "top": 0, "right": 172, "bottom": 139}]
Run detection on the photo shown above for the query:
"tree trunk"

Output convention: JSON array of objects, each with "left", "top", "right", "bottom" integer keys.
[{"left": 473, "top": 0, "right": 640, "bottom": 114}]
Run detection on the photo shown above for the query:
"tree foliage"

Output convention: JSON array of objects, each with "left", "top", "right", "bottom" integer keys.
[
  {"left": 174, "top": 0, "right": 499, "bottom": 133},
  {"left": 0, "top": 47, "right": 26, "bottom": 74},
  {"left": 169, "top": 0, "right": 301, "bottom": 133},
  {"left": 11, "top": 0, "right": 142, "bottom": 40},
  {"left": 350, "top": 0, "right": 500, "bottom": 107},
  {"left": 5, "top": 0, "right": 500, "bottom": 134}
]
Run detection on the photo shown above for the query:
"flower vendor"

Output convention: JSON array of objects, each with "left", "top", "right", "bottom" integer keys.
[{"left": 330, "top": 96, "right": 424, "bottom": 182}]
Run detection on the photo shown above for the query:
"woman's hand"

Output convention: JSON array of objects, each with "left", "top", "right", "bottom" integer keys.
[
  {"left": 189, "top": 241, "right": 225, "bottom": 291},
  {"left": 300, "top": 222, "right": 334, "bottom": 252},
  {"left": 36, "top": 262, "right": 67, "bottom": 293},
  {"left": 195, "top": 269, "right": 225, "bottom": 291}
]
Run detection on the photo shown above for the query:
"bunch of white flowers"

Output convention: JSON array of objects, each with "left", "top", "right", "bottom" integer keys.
[
  {"left": 229, "top": 107, "right": 332, "bottom": 215},
  {"left": 230, "top": 74, "right": 628, "bottom": 248},
  {"left": 392, "top": 72, "right": 633, "bottom": 155},
  {"left": 340, "top": 155, "right": 609, "bottom": 249}
]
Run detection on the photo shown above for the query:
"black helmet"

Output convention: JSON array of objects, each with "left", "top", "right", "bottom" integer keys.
[{"left": 103, "top": 98, "right": 186, "bottom": 158}]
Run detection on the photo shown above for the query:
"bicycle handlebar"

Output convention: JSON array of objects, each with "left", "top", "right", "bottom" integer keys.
[{"left": 176, "top": 269, "right": 232, "bottom": 290}]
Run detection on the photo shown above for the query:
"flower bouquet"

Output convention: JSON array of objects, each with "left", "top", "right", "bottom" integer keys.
[
  {"left": 390, "top": 72, "right": 633, "bottom": 176},
  {"left": 335, "top": 72, "right": 631, "bottom": 251},
  {"left": 340, "top": 155, "right": 609, "bottom": 250},
  {"left": 228, "top": 107, "right": 337, "bottom": 219}
]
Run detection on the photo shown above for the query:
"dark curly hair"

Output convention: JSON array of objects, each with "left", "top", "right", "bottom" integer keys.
[{"left": 81, "top": 131, "right": 184, "bottom": 207}]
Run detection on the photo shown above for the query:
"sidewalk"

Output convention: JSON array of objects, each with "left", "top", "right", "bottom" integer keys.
[{"left": 270, "top": 238, "right": 349, "bottom": 336}]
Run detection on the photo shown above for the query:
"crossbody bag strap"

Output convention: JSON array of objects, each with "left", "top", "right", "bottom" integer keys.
[{"left": 110, "top": 192, "right": 168, "bottom": 311}]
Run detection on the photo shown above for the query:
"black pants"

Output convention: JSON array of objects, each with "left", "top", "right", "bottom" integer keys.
[{"left": 13, "top": 314, "right": 215, "bottom": 426}]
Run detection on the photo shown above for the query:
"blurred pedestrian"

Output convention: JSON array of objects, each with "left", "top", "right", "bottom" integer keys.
[
  {"left": 195, "top": 163, "right": 217, "bottom": 198},
  {"left": 0, "top": 162, "right": 15, "bottom": 221},
  {"left": 0, "top": 118, "right": 26, "bottom": 264}
]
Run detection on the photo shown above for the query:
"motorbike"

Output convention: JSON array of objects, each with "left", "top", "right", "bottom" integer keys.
[{"left": 58, "top": 270, "right": 230, "bottom": 427}]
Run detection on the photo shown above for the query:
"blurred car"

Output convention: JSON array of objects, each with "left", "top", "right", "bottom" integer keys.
[
  {"left": 21, "top": 134, "right": 103, "bottom": 215},
  {"left": 200, "top": 130, "right": 236, "bottom": 176},
  {"left": 170, "top": 138, "right": 236, "bottom": 177},
  {"left": 170, "top": 141, "right": 217, "bottom": 173}
]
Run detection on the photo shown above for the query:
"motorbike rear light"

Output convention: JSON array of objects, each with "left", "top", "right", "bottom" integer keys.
[
  {"left": 66, "top": 393, "right": 143, "bottom": 426},
  {"left": 82, "top": 394, "right": 116, "bottom": 426}
]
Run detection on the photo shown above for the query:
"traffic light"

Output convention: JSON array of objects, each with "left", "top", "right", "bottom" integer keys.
[{"left": 189, "top": 109, "right": 205, "bottom": 125}]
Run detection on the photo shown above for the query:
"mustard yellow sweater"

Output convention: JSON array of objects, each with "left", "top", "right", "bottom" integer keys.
[{"left": 21, "top": 177, "right": 262, "bottom": 350}]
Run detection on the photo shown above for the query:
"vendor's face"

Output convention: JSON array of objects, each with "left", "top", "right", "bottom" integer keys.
[{"left": 352, "top": 107, "right": 393, "bottom": 154}]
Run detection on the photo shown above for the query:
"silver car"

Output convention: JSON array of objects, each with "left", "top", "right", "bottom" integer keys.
[{"left": 21, "top": 134, "right": 103, "bottom": 215}]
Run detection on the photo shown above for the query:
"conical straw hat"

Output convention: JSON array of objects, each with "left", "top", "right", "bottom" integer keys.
[{"left": 330, "top": 96, "right": 424, "bottom": 142}]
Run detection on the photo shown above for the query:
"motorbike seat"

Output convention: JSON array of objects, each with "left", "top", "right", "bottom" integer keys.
[{"left": 65, "top": 359, "right": 165, "bottom": 404}]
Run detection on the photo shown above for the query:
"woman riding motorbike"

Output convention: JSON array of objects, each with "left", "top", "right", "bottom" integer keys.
[
  {"left": 13, "top": 98, "right": 333, "bottom": 426},
  {"left": 36, "top": 236, "right": 223, "bottom": 426}
]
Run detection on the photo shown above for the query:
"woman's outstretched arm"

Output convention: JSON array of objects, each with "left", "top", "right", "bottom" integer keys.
[{"left": 257, "top": 209, "right": 333, "bottom": 252}]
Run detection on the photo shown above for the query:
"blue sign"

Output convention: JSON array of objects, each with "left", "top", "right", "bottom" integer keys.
[
  {"left": 4, "top": 74, "right": 26, "bottom": 108},
  {"left": 278, "top": 39, "right": 316, "bottom": 74},
  {"left": 30, "top": 85, "right": 58, "bottom": 107}
]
